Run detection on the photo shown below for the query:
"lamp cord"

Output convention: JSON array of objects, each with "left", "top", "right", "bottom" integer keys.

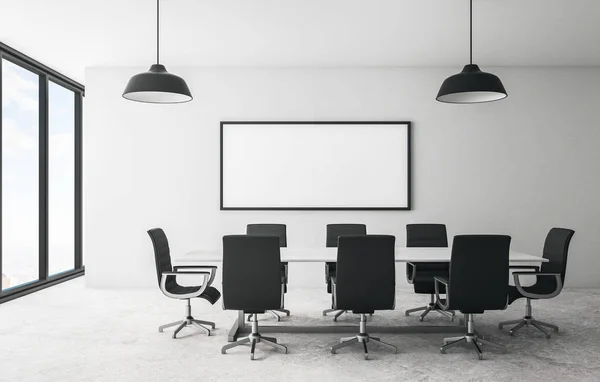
[
  {"left": 470, "top": 0, "right": 473, "bottom": 65},
  {"left": 157, "top": 0, "right": 160, "bottom": 64}
]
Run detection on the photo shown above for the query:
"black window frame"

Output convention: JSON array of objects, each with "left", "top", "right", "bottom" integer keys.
[{"left": 0, "top": 42, "right": 84, "bottom": 304}]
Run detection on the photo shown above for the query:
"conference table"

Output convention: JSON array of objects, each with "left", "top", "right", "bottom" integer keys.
[{"left": 181, "top": 247, "right": 547, "bottom": 342}]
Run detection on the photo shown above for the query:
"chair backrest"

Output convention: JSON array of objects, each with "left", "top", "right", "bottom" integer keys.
[
  {"left": 222, "top": 235, "right": 282, "bottom": 311},
  {"left": 541, "top": 228, "right": 575, "bottom": 283},
  {"left": 246, "top": 224, "right": 287, "bottom": 247},
  {"left": 147, "top": 228, "right": 173, "bottom": 287},
  {"left": 326, "top": 224, "right": 367, "bottom": 247},
  {"left": 335, "top": 235, "right": 396, "bottom": 312},
  {"left": 406, "top": 224, "right": 448, "bottom": 247},
  {"left": 449, "top": 235, "right": 511, "bottom": 312}
]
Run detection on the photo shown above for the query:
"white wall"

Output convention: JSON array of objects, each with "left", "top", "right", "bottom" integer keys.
[{"left": 84, "top": 66, "right": 600, "bottom": 289}]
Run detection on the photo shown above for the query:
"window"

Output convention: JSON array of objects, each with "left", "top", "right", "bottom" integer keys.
[
  {"left": 1, "top": 59, "right": 39, "bottom": 290},
  {"left": 0, "top": 42, "right": 83, "bottom": 302}
]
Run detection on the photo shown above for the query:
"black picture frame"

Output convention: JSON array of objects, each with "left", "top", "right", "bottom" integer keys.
[{"left": 220, "top": 121, "right": 412, "bottom": 211}]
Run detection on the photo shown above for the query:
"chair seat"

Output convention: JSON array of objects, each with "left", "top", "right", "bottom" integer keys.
[{"left": 165, "top": 282, "right": 222, "bottom": 305}]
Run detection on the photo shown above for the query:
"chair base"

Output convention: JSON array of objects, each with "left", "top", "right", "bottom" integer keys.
[
  {"left": 222, "top": 320, "right": 288, "bottom": 360},
  {"left": 499, "top": 299, "right": 559, "bottom": 339},
  {"left": 247, "top": 309, "right": 290, "bottom": 322},
  {"left": 330, "top": 314, "right": 397, "bottom": 359},
  {"left": 158, "top": 299, "right": 215, "bottom": 338},
  {"left": 405, "top": 295, "right": 455, "bottom": 321},
  {"left": 441, "top": 314, "right": 506, "bottom": 360}
]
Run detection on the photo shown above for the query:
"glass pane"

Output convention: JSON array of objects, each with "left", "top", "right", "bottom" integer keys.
[
  {"left": 48, "top": 81, "right": 75, "bottom": 276},
  {"left": 1, "top": 58, "right": 39, "bottom": 290}
]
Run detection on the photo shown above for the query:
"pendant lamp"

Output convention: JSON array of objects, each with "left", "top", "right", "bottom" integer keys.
[
  {"left": 436, "top": 0, "right": 506, "bottom": 104},
  {"left": 123, "top": 0, "right": 192, "bottom": 103}
]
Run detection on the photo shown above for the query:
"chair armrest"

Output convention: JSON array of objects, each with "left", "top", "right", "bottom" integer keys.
[
  {"left": 160, "top": 271, "right": 211, "bottom": 300},
  {"left": 513, "top": 271, "right": 563, "bottom": 299},
  {"left": 173, "top": 265, "right": 217, "bottom": 287},
  {"left": 434, "top": 276, "right": 450, "bottom": 311},
  {"left": 406, "top": 262, "right": 417, "bottom": 284},
  {"left": 509, "top": 265, "right": 540, "bottom": 272}
]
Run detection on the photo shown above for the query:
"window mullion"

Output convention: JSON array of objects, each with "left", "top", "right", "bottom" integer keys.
[{"left": 39, "top": 74, "right": 49, "bottom": 281}]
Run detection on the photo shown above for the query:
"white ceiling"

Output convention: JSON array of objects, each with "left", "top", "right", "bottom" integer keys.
[{"left": 1, "top": 0, "right": 599, "bottom": 83}]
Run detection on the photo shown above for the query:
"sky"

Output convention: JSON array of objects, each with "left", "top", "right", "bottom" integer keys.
[{"left": 2, "top": 58, "right": 76, "bottom": 288}]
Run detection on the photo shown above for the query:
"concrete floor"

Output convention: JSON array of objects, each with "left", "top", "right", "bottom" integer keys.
[{"left": 1, "top": 278, "right": 599, "bottom": 381}]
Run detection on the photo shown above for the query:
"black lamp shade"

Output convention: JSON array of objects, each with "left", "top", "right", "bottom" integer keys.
[
  {"left": 123, "top": 64, "right": 192, "bottom": 104},
  {"left": 436, "top": 64, "right": 507, "bottom": 104}
]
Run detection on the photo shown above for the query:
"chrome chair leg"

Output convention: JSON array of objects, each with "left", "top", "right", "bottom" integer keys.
[
  {"left": 440, "top": 337, "right": 466, "bottom": 353},
  {"left": 190, "top": 322, "right": 210, "bottom": 335},
  {"left": 509, "top": 321, "right": 526, "bottom": 335},
  {"left": 276, "top": 309, "right": 291, "bottom": 316},
  {"left": 419, "top": 307, "right": 432, "bottom": 321},
  {"left": 404, "top": 306, "right": 427, "bottom": 316},
  {"left": 333, "top": 310, "right": 346, "bottom": 322},
  {"left": 250, "top": 339, "right": 257, "bottom": 360},
  {"left": 323, "top": 308, "right": 338, "bottom": 316},
  {"left": 158, "top": 320, "right": 183, "bottom": 333},
  {"left": 221, "top": 337, "right": 250, "bottom": 354},
  {"left": 331, "top": 337, "right": 358, "bottom": 353},
  {"left": 478, "top": 338, "right": 508, "bottom": 353},
  {"left": 261, "top": 338, "right": 288, "bottom": 354},
  {"left": 192, "top": 319, "right": 216, "bottom": 329},
  {"left": 472, "top": 340, "right": 484, "bottom": 360},
  {"left": 535, "top": 319, "right": 559, "bottom": 332},
  {"left": 442, "top": 335, "right": 465, "bottom": 345},
  {"left": 498, "top": 318, "right": 522, "bottom": 329},
  {"left": 268, "top": 310, "right": 282, "bottom": 321},
  {"left": 370, "top": 338, "right": 398, "bottom": 353},
  {"left": 531, "top": 321, "right": 551, "bottom": 338},
  {"left": 172, "top": 322, "right": 187, "bottom": 339}
]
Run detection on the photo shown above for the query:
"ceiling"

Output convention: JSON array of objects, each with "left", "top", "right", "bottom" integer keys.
[{"left": 1, "top": 0, "right": 599, "bottom": 83}]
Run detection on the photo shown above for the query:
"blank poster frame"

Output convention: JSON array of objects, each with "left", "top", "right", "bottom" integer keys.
[{"left": 220, "top": 121, "right": 412, "bottom": 211}]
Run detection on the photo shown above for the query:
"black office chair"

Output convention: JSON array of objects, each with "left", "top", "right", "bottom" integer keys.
[
  {"left": 405, "top": 224, "right": 455, "bottom": 321},
  {"left": 499, "top": 228, "right": 575, "bottom": 338},
  {"left": 246, "top": 224, "right": 290, "bottom": 321},
  {"left": 330, "top": 235, "right": 398, "bottom": 360},
  {"left": 323, "top": 224, "right": 367, "bottom": 321},
  {"left": 220, "top": 235, "right": 288, "bottom": 360},
  {"left": 147, "top": 228, "right": 220, "bottom": 338},
  {"left": 435, "top": 235, "right": 511, "bottom": 360}
]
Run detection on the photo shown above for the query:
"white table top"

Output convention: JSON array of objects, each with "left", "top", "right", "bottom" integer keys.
[{"left": 182, "top": 247, "right": 547, "bottom": 263}]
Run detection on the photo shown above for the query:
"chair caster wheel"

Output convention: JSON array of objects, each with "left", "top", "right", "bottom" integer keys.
[
  {"left": 509, "top": 331, "right": 514, "bottom": 336},
  {"left": 364, "top": 354, "right": 369, "bottom": 360},
  {"left": 331, "top": 348, "right": 336, "bottom": 355},
  {"left": 440, "top": 348, "right": 446, "bottom": 354},
  {"left": 546, "top": 335, "right": 551, "bottom": 339},
  {"left": 477, "top": 354, "right": 484, "bottom": 360},
  {"left": 419, "top": 317, "right": 424, "bottom": 322}
]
